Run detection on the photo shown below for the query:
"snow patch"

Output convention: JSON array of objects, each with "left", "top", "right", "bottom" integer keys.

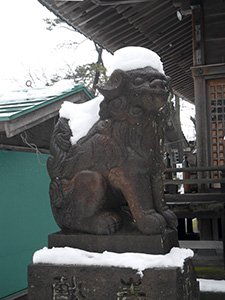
[
  {"left": 0, "top": 79, "right": 75, "bottom": 103},
  {"left": 197, "top": 278, "right": 225, "bottom": 293},
  {"left": 32, "top": 247, "right": 225, "bottom": 293},
  {"left": 180, "top": 99, "right": 196, "bottom": 141},
  {"left": 33, "top": 247, "right": 193, "bottom": 274},
  {"left": 111, "top": 46, "right": 164, "bottom": 74},
  {"left": 59, "top": 95, "right": 103, "bottom": 144}
]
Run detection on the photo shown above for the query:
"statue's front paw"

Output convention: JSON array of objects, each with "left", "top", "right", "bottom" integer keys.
[
  {"left": 160, "top": 208, "right": 178, "bottom": 229},
  {"left": 137, "top": 210, "right": 166, "bottom": 235},
  {"left": 90, "top": 212, "right": 122, "bottom": 235}
]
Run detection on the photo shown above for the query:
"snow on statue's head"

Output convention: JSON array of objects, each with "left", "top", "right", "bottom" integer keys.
[
  {"left": 97, "top": 46, "right": 170, "bottom": 113},
  {"left": 110, "top": 46, "right": 165, "bottom": 74}
]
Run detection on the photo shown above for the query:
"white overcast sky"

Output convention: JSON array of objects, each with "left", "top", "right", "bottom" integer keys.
[
  {"left": 0, "top": 0, "right": 112, "bottom": 89},
  {"left": 0, "top": 0, "right": 195, "bottom": 140}
]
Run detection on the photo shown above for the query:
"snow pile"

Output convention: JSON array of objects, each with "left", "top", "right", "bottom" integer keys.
[
  {"left": 198, "top": 279, "right": 225, "bottom": 293},
  {"left": 111, "top": 46, "right": 164, "bottom": 74},
  {"left": 0, "top": 79, "right": 75, "bottom": 103},
  {"left": 33, "top": 247, "right": 193, "bottom": 275},
  {"left": 60, "top": 95, "right": 103, "bottom": 144}
]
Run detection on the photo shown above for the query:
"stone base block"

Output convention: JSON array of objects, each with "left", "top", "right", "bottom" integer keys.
[
  {"left": 28, "top": 258, "right": 199, "bottom": 300},
  {"left": 48, "top": 229, "right": 178, "bottom": 254}
]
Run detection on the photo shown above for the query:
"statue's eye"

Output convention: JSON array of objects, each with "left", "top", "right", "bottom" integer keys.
[
  {"left": 149, "top": 77, "right": 156, "bottom": 83},
  {"left": 133, "top": 77, "right": 144, "bottom": 85}
]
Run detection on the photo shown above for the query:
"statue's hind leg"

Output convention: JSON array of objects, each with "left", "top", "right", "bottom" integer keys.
[
  {"left": 70, "top": 170, "right": 121, "bottom": 234},
  {"left": 108, "top": 167, "right": 166, "bottom": 235}
]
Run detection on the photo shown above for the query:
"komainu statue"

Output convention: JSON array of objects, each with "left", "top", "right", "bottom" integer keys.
[{"left": 47, "top": 65, "right": 178, "bottom": 235}]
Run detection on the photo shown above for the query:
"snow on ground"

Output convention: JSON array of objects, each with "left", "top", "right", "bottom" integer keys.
[
  {"left": 197, "top": 278, "right": 225, "bottom": 293},
  {"left": 33, "top": 246, "right": 193, "bottom": 276},
  {"left": 60, "top": 95, "right": 103, "bottom": 144}
]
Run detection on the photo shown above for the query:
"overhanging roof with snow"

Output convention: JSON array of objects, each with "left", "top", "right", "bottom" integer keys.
[
  {"left": 38, "top": 0, "right": 225, "bottom": 104},
  {"left": 0, "top": 83, "right": 92, "bottom": 138}
]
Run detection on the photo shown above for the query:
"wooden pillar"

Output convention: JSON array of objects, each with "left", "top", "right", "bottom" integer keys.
[
  {"left": 192, "top": 4, "right": 205, "bottom": 66},
  {"left": 194, "top": 77, "right": 210, "bottom": 168},
  {"left": 192, "top": 3, "right": 209, "bottom": 170}
]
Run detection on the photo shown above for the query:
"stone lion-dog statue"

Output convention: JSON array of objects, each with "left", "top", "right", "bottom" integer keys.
[{"left": 47, "top": 64, "right": 178, "bottom": 235}]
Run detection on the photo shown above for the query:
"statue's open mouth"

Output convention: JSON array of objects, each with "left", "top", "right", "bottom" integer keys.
[{"left": 130, "top": 86, "right": 168, "bottom": 100}]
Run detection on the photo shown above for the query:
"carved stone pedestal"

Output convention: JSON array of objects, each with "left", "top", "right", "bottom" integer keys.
[
  {"left": 28, "top": 257, "right": 199, "bottom": 300},
  {"left": 48, "top": 229, "right": 178, "bottom": 254}
]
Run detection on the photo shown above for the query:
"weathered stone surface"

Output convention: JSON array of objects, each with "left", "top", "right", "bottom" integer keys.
[
  {"left": 48, "top": 229, "right": 178, "bottom": 255},
  {"left": 28, "top": 257, "right": 199, "bottom": 300}
]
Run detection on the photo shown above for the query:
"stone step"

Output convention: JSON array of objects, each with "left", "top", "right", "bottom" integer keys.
[{"left": 200, "top": 292, "right": 225, "bottom": 300}]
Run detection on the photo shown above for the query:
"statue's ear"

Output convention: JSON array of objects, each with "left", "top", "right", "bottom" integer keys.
[
  {"left": 165, "top": 75, "right": 172, "bottom": 93},
  {"left": 96, "top": 69, "right": 128, "bottom": 100}
]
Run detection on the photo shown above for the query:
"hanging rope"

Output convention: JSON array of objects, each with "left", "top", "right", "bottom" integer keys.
[{"left": 20, "top": 131, "right": 47, "bottom": 166}]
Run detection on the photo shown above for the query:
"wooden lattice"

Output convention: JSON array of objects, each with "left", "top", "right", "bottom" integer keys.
[{"left": 208, "top": 79, "right": 225, "bottom": 179}]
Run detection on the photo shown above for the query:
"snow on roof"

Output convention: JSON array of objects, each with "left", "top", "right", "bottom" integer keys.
[
  {"left": 33, "top": 247, "right": 193, "bottom": 275},
  {"left": 0, "top": 80, "right": 76, "bottom": 104},
  {"left": 111, "top": 46, "right": 165, "bottom": 74},
  {"left": 0, "top": 81, "right": 92, "bottom": 122}
]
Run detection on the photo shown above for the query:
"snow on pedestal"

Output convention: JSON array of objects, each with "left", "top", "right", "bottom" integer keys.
[
  {"left": 28, "top": 246, "right": 199, "bottom": 300},
  {"left": 33, "top": 246, "right": 193, "bottom": 274}
]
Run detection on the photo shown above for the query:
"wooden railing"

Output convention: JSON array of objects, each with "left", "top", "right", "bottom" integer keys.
[
  {"left": 164, "top": 165, "right": 225, "bottom": 194},
  {"left": 163, "top": 165, "right": 225, "bottom": 268}
]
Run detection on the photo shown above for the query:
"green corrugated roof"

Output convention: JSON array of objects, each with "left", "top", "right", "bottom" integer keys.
[{"left": 0, "top": 83, "right": 93, "bottom": 121}]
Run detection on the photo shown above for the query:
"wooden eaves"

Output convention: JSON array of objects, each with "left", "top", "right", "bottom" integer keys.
[
  {"left": 38, "top": 0, "right": 195, "bottom": 103},
  {"left": 0, "top": 84, "right": 92, "bottom": 152}
]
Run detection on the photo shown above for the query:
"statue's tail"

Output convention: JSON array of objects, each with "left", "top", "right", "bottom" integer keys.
[
  {"left": 47, "top": 117, "right": 73, "bottom": 230},
  {"left": 47, "top": 117, "right": 72, "bottom": 180}
]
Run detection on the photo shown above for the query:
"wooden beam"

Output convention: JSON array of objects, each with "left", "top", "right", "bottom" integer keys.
[
  {"left": 165, "top": 178, "right": 225, "bottom": 185},
  {"left": 192, "top": 4, "right": 205, "bottom": 66},
  {"left": 167, "top": 202, "right": 224, "bottom": 218},
  {"left": 191, "top": 63, "right": 225, "bottom": 77},
  {"left": 179, "top": 240, "right": 223, "bottom": 250},
  {"left": 165, "top": 193, "right": 225, "bottom": 203},
  {"left": 92, "top": 0, "right": 152, "bottom": 5},
  {"left": 164, "top": 165, "right": 225, "bottom": 172},
  {"left": 0, "top": 144, "right": 50, "bottom": 154}
]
